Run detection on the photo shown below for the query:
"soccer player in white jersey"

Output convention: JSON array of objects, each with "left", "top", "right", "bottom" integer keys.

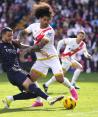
[
  {"left": 43, "top": 31, "right": 92, "bottom": 92},
  {"left": 19, "top": 4, "right": 78, "bottom": 107}
]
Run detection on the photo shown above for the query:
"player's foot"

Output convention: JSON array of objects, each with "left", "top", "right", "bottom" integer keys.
[
  {"left": 70, "top": 88, "right": 78, "bottom": 100},
  {"left": 49, "top": 95, "right": 64, "bottom": 105},
  {"left": 2, "top": 97, "right": 12, "bottom": 109},
  {"left": 32, "top": 101, "right": 43, "bottom": 107},
  {"left": 73, "top": 84, "right": 80, "bottom": 89},
  {"left": 43, "top": 84, "right": 48, "bottom": 93}
]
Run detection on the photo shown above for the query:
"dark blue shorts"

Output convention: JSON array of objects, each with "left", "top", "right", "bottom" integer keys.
[{"left": 7, "top": 68, "right": 30, "bottom": 91}]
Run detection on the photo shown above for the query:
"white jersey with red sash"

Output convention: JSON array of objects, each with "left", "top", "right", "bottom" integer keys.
[
  {"left": 26, "top": 23, "right": 58, "bottom": 60},
  {"left": 61, "top": 38, "right": 86, "bottom": 59},
  {"left": 26, "top": 23, "right": 63, "bottom": 76}
]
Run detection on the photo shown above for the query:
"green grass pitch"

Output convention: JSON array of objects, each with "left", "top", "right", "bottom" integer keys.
[{"left": 0, "top": 72, "right": 98, "bottom": 117}]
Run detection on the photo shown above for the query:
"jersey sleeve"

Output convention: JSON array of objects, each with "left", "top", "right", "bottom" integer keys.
[
  {"left": 57, "top": 39, "right": 65, "bottom": 54},
  {"left": 25, "top": 24, "right": 34, "bottom": 34},
  {"left": 82, "top": 43, "right": 89, "bottom": 57},
  {"left": 63, "top": 38, "right": 69, "bottom": 44},
  {"left": 82, "top": 43, "right": 86, "bottom": 51}
]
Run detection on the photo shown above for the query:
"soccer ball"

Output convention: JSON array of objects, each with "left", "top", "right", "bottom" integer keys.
[{"left": 63, "top": 96, "right": 76, "bottom": 109}]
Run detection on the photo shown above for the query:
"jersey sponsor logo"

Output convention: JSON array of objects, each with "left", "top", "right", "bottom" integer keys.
[{"left": 5, "top": 49, "right": 16, "bottom": 54}]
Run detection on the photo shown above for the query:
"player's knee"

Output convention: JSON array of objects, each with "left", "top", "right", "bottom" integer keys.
[
  {"left": 22, "top": 78, "right": 32, "bottom": 90},
  {"left": 30, "top": 73, "right": 38, "bottom": 82},
  {"left": 55, "top": 74, "right": 64, "bottom": 83},
  {"left": 30, "top": 74, "right": 34, "bottom": 81},
  {"left": 62, "top": 68, "right": 67, "bottom": 74},
  {"left": 30, "top": 70, "right": 41, "bottom": 82}
]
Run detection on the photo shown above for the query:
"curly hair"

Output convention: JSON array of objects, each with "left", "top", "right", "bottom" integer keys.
[{"left": 34, "top": 3, "right": 53, "bottom": 19}]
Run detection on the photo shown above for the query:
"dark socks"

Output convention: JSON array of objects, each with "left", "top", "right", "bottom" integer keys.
[
  {"left": 13, "top": 92, "right": 37, "bottom": 100},
  {"left": 29, "top": 84, "right": 48, "bottom": 100},
  {"left": 13, "top": 84, "right": 49, "bottom": 101}
]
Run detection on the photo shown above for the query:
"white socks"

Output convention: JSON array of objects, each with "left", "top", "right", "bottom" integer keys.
[
  {"left": 45, "top": 76, "right": 72, "bottom": 89},
  {"left": 62, "top": 77, "right": 73, "bottom": 89},
  {"left": 71, "top": 69, "right": 82, "bottom": 85},
  {"left": 47, "top": 96, "right": 52, "bottom": 101},
  {"left": 44, "top": 69, "right": 82, "bottom": 89},
  {"left": 45, "top": 76, "right": 56, "bottom": 87},
  {"left": 7, "top": 96, "right": 14, "bottom": 101}
]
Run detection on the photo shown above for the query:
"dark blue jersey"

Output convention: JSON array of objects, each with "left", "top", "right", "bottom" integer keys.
[{"left": 0, "top": 41, "right": 20, "bottom": 72}]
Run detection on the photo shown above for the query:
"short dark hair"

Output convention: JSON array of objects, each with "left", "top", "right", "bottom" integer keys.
[
  {"left": 34, "top": 4, "right": 52, "bottom": 19},
  {"left": 1, "top": 27, "right": 12, "bottom": 38},
  {"left": 1, "top": 27, "right": 12, "bottom": 34}
]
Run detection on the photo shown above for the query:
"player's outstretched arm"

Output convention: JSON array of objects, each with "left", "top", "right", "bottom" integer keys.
[
  {"left": 83, "top": 46, "right": 92, "bottom": 59},
  {"left": 12, "top": 39, "right": 31, "bottom": 49},
  {"left": 17, "top": 29, "right": 31, "bottom": 41},
  {"left": 19, "top": 38, "right": 49, "bottom": 53},
  {"left": 57, "top": 39, "right": 65, "bottom": 55},
  {"left": 31, "top": 38, "right": 49, "bottom": 52}
]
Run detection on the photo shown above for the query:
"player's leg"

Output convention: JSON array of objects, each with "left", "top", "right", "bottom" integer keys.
[
  {"left": 2, "top": 92, "right": 38, "bottom": 108},
  {"left": 2, "top": 76, "right": 64, "bottom": 108},
  {"left": 71, "top": 60, "right": 83, "bottom": 89},
  {"left": 30, "top": 60, "right": 48, "bottom": 107},
  {"left": 32, "top": 81, "right": 43, "bottom": 107},
  {"left": 28, "top": 83, "right": 64, "bottom": 106},
  {"left": 43, "top": 75, "right": 56, "bottom": 93},
  {"left": 3, "top": 89, "right": 64, "bottom": 108},
  {"left": 2, "top": 69, "right": 47, "bottom": 108},
  {"left": 50, "top": 58, "right": 78, "bottom": 100},
  {"left": 12, "top": 91, "right": 64, "bottom": 106},
  {"left": 43, "top": 58, "right": 71, "bottom": 93}
]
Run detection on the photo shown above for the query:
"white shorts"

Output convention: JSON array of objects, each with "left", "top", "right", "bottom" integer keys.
[
  {"left": 62, "top": 57, "right": 82, "bottom": 71},
  {"left": 62, "top": 58, "right": 72, "bottom": 71},
  {"left": 31, "top": 57, "right": 63, "bottom": 76}
]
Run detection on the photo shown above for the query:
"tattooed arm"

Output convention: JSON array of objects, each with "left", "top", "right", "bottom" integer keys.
[{"left": 12, "top": 37, "right": 49, "bottom": 53}]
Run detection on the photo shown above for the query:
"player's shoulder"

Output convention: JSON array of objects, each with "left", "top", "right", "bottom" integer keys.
[
  {"left": 28, "top": 23, "right": 40, "bottom": 28},
  {"left": 48, "top": 25, "right": 55, "bottom": 33},
  {"left": 64, "top": 37, "right": 74, "bottom": 42},
  {"left": 49, "top": 25, "right": 54, "bottom": 30},
  {"left": 31, "top": 22, "right": 40, "bottom": 26},
  {"left": 70, "top": 38, "right": 76, "bottom": 40},
  {"left": 64, "top": 37, "right": 74, "bottom": 40},
  {"left": 69, "top": 38, "right": 76, "bottom": 42}
]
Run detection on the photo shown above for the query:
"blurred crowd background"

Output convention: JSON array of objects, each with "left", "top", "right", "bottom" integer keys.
[{"left": 0, "top": 0, "right": 98, "bottom": 73}]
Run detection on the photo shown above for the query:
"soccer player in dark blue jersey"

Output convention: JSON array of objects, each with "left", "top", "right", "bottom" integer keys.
[{"left": 0, "top": 27, "right": 64, "bottom": 108}]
